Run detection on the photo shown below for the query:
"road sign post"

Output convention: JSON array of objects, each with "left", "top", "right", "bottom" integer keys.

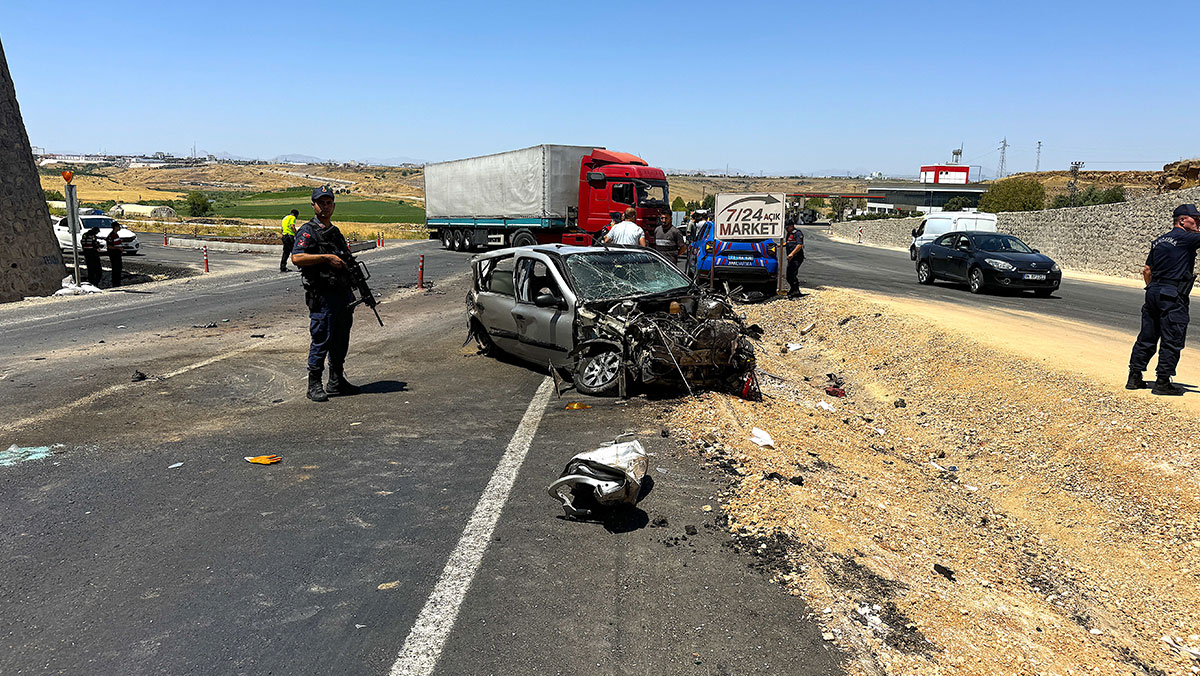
[
  {"left": 63, "top": 174, "right": 81, "bottom": 287},
  {"left": 714, "top": 193, "right": 786, "bottom": 295}
]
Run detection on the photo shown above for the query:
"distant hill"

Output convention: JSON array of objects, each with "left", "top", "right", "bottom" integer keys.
[{"left": 272, "top": 153, "right": 326, "bottom": 164}]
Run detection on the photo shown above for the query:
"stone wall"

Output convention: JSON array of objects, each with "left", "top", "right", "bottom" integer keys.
[
  {"left": 830, "top": 185, "right": 1200, "bottom": 278},
  {"left": 0, "top": 39, "right": 66, "bottom": 302},
  {"left": 829, "top": 217, "right": 923, "bottom": 250}
]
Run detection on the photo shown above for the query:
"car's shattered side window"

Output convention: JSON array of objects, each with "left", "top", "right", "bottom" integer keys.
[
  {"left": 565, "top": 251, "right": 689, "bottom": 301},
  {"left": 479, "top": 255, "right": 515, "bottom": 296}
]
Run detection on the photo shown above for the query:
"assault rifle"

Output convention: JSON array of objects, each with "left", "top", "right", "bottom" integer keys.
[{"left": 341, "top": 253, "right": 384, "bottom": 326}]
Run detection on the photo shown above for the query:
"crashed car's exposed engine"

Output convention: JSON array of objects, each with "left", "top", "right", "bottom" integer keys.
[{"left": 575, "top": 293, "right": 761, "bottom": 394}]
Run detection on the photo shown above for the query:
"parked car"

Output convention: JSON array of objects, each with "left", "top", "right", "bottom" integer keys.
[
  {"left": 910, "top": 212, "right": 998, "bottom": 260},
  {"left": 52, "top": 215, "right": 140, "bottom": 254},
  {"left": 466, "top": 245, "right": 760, "bottom": 396},
  {"left": 684, "top": 219, "right": 779, "bottom": 285},
  {"left": 915, "top": 231, "right": 1061, "bottom": 296}
]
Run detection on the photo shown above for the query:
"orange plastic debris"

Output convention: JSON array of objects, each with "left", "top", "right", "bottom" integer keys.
[
  {"left": 564, "top": 402, "right": 592, "bottom": 410},
  {"left": 244, "top": 455, "right": 282, "bottom": 465}
]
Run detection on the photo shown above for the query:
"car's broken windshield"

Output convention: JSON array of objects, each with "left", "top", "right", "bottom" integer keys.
[{"left": 565, "top": 251, "right": 690, "bottom": 301}]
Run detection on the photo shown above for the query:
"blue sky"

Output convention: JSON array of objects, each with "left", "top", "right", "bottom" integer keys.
[{"left": 3, "top": 0, "right": 1196, "bottom": 177}]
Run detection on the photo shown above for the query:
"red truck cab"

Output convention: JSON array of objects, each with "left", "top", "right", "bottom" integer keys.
[{"left": 576, "top": 149, "right": 671, "bottom": 242}]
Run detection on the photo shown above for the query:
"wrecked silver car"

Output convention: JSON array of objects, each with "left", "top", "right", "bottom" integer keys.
[{"left": 466, "top": 245, "right": 761, "bottom": 396}]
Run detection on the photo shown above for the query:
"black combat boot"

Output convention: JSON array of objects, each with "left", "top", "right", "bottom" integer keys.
[
  {"left": 326, "top": 367, "right": 361, "bottom": 396},
  {"left": 307, "top": 370, "right": 329, "bottom": 402},
  {"left": 1125, "top": 369, "right": 1147, "bottom": 390},
  {"left": 1151, "top": 375, "right": 1186, "bottom": 396}
]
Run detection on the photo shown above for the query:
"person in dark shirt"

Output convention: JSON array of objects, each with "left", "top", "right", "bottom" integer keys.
[
  {"left": 1128, "top": 203, "right": 1200, "bottom": 395},
  {"left": 784, "top": 221, "right": 805, "bottom": 297},
  {"left": 105, "top": 224, "right": 124, "bottom": 287},
  {"left": 652, "top": 214, "right": 687, "bottom": 267},
  {"left": 290, "top": 186, "right": 361, "bottom": 402},
  {"left": 80, "top": 226, "right": 102, "bottom": 286}
]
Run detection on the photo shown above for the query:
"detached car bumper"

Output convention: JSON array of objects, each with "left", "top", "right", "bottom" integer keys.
[{"left": 982, "top": 268, "right": 1061, "bottom": 289}]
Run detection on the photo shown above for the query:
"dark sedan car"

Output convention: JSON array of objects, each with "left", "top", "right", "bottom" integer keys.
[{"left": 916, "top": 231, "right": 1061, "bottom": 296}]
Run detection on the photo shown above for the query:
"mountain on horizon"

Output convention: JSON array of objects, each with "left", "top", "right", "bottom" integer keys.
[
  {"left": 358, "top": 154, "right": 425, "bottom": 166},
  {"left": 272, "top": 153, "right": 327, "bottom": 164}
]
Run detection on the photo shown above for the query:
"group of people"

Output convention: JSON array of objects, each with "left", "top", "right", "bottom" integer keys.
[
  {"left": 78, "top": 225, "right": 126, "bottom": 287},
  {"left": 596, "top": 207, "right": 807, "bottom": 296}
]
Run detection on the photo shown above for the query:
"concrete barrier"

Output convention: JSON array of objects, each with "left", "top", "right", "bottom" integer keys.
[
  {"left": 165, "top": 237, "right": 378, "bottom": 255},
  {"left": 829, "top": 185, "right": 1200, "bottom": 279}
]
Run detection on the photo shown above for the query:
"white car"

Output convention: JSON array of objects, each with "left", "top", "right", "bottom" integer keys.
[
  {"left": 52, "top": 215, "right": 141, "bottom": 254},
  {"left": 909, "top": 212, "right": 997, "bottom": 260}
]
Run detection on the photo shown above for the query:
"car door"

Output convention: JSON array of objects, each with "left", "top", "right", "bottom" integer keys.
[
  {"left": 510, "top": 254, "right": 575, "bottom": 367},
  {"left": 473, "top": 255, "right": 522, "bottom": 354},
  {"left": 945, "top": 233, "right": 972, "bottom": 280},
  {"left": 926, "top": 233, "right": 954, "bottom": 275}
]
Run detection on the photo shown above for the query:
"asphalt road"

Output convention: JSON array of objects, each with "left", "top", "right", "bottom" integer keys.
[
  {"left": 799, "top": 226, "right": 1146, "bottom": 334},
  {"left": 1, "top": 240, "right": 841, "bottom": 675}
]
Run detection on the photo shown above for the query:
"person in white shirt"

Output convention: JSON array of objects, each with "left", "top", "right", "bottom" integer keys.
[{"left": 602, "top": 207, "right": 646, "bottom": 247}]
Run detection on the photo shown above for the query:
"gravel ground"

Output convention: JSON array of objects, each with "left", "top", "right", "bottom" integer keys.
[{"left": 669, "top": 288, "right": 1200, "bottom": 675}]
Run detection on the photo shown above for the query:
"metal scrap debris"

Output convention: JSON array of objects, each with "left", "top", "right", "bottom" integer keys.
[{"left": 547, "top": 435, "right": 648, "bottom": 519}]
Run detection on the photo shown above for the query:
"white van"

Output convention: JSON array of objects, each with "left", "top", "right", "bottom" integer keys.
[{"left": 909, "top": 212, "right": 998, "bottom": 260}]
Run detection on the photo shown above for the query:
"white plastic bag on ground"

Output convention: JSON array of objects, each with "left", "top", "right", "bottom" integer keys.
[
  {"left": 54, "top": 276, "right": 103, "bottom": 296},
  {"left": 749, "top": 427, "right": 775, "bottom": 448},
  {"left": 547, "top": 435, "right": 648, "bottom": 518}
]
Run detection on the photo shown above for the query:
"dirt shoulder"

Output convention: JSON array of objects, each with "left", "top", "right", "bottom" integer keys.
[{"left": 670, "top": 288, "right": 1200, "bottom": 675}]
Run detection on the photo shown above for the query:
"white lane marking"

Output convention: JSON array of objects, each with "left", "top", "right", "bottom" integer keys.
[
  {"left": 0, "top": 339, "right": 283, "bottom": 435},
  {"left": 389, "top": 376, "right": 554, "bottom": 676}
]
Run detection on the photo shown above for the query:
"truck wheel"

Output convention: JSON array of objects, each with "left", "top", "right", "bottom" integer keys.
[
  {"left": 575, "top": 349, "right": 621, "bottom": 396},
  {"left": 511, "top": 230, "right": 537, "bottom": 248},
  {"left": 453, "top": 229, "right": 468, "bottom": 252},
  {"left": 441, "top": 229, "right": 453, "bottom": 249}
]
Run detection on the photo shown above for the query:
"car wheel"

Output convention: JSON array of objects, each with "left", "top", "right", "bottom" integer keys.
[
  {"left": 909, "top": 246, "right": 917, "bottom": 261},
  {"left": 510, "top": 230, "right": 537, "bottom": 248},
  {"left": 968, "top": 267, "right": 986, "bottom": 294},
  {"left": 917, "top": 261, "right": 934, "bottom": 285},
  {"left": 574, "top": 349, "right": 622, "bottom": 396},
  {"left": 441, "top": 229, "right": 453, "bottom": 249},
  {"left": 471, "top": 320, "right": 499, "bottom": 357}
]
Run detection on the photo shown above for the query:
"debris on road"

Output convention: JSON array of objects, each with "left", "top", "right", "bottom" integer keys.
[
  {"left": 250, "top": 333, "right": 266, "bottom": 338},
  {"left": 893, "top": 398, "right": 907, "bottom": 408},
  {"left": 244, "top": 455, "right": 282, "bottom": 465},
  {"left": 167, "top": 462, "right": 183, "bottom": 469},
  {"left": 817, "top": 401, "right": 836, "bottom": 412},
  {"left": 564, "top": 402, "right": 591, "bottom": 410},
  {"left": 547, "top": 435, "right": 648, "bottom": 519},
  {"left": 933, "top": 563, "right": 956, "bottom": 582},
  {"left": 782, "top": 342, "right": 803, "bottom": 353},
  {"left": 192, "top": 322, "right": 217, "bottom": 329},
  {"left": 799, "top": 322, "right": 815, "bottom": 335},
  {"left": 131, "top": 370, "right": 148, "bottom": 382},
  {"left": 823, "top": 385, "right": 846, "bottom": 398},
  {"left": 0, "top": 444, "right": 61, "bottom": 467}
]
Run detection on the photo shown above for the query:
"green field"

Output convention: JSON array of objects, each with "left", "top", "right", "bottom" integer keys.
[{"left": 214, "top": 188, "right": 425, "bottom": 224}]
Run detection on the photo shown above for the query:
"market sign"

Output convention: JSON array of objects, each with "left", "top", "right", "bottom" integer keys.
[{"left": 715, "top": 193, "right": 785, "bottom": 240}]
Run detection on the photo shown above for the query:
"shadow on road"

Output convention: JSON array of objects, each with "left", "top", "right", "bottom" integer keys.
[{"left": 358, "top": 380, "right": 409, "bottom": 394}]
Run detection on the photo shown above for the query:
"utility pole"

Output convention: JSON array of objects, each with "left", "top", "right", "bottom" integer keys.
[
  {"left": 1035, "top": 140, "right": 1042, "bottom": 172},
  {"left": 1069, "top": 161, "right": 1084, "bottom": 195},
  {"left": 996, "top": 138, "right": 1009, "bottom": 179}
]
